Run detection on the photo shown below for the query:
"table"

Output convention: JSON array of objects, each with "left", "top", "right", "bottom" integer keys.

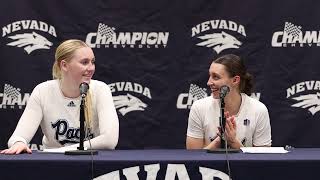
[{"left": 0, "top": 149, "right": 319, "bottom": 180}]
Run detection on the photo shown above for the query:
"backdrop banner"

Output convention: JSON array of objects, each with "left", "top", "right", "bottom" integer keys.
[{"left": 1, "top": 0, "right": 320, "bottom": 149}]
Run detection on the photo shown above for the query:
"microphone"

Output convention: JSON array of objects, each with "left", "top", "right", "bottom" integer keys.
[
  {"left": 219, "top": 85, "right": 230, "bottom": 99},
  {"left": 79, "top": 82, "right": 89, "bottom": 98}
]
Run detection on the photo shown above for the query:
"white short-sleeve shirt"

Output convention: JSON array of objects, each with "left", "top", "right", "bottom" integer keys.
[{"left": 187, "top": 93, "right": 272, "bottom": 147}]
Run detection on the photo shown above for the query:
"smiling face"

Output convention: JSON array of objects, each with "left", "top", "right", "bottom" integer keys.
[
  {"left": 61, "top": 47, "right": 95, "bottom": 86},
  {"left": 207, "top": 62, "right": 239, "bottom": 99}
]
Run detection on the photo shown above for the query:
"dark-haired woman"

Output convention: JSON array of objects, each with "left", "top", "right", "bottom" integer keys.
[{"left": 186, "top": 54, "right": 271, "bottom": 150}]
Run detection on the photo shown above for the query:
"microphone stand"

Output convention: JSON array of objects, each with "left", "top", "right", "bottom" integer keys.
[
  {"left": 65, "top": 96, "right": 98, "bottom": 155},
  {"left": 220, "top": 97, "right": 226, "bottom": 149}
]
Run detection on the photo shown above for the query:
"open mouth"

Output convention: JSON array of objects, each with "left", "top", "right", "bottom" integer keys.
[
  {"left": 210, "top": 87, "right": 219, "bottom": 93},
  {"left": 83, "top": 74, "right": 92, "bottom": 78}
]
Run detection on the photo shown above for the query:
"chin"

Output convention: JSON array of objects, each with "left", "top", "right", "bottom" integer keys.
[
  {"left": 212, "top": 95, "right": 219, "bottom": 99},
  {"left": 82, "top": 78, "right": 92, "bottom": 83},
  {"left": 80, "top": 80, "right": 90, "bottom": 85},
  {"left": 211, "top": 92, "right": 219, "bottom": 99}
]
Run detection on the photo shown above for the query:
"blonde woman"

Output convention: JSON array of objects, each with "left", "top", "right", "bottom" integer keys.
[{"left": 1, "top": 39, "right": 119, "bottom": 154}]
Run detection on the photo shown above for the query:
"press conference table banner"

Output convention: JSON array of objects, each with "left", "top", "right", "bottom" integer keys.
[{"left": 0, "top": 149, "right": 319, "bottom": 180}]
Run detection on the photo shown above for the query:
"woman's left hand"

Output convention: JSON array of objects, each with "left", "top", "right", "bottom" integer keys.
[{"left": 224, "top": 112, "right": 242, "bottom": 149}]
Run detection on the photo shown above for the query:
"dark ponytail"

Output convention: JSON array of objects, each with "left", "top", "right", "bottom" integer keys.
[{"left": 241, "top": 72, "right": 253, "bottom": 95}]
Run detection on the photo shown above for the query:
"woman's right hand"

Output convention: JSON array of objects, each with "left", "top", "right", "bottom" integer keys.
[
  {"left": 0, "top": 141, "right": 32, "bottom": 155},
  {"left": 204, "top": 134, "right": 221, "bottom": 150}
]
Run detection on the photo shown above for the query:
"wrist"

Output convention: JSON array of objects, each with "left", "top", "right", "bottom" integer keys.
[
  {"left": 228, "top": 139, "right": 242, "bottom": 149},
  {"left": 14, "top": 141, "right": 27, "bottom": 146}
]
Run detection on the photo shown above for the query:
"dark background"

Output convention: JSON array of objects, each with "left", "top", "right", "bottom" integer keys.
[{"left": 1, "top": 0, "right": 320, "bottom": 149}]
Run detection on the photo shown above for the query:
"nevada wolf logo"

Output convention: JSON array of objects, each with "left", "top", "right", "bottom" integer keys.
[
  {"left": 291, "top": 93, "right": 320, "bottom": 115},
  {"left": 196, "top": 31, "right": 242, "bottom": 54},
  {"left": 7, "top": 31, "right": 53, "bottom": 54},
  {"left": 113, "top": 93, "right": 147, "bottom": 115}
]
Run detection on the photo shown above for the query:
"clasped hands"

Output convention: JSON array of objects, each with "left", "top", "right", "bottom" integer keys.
[{"left": 206, "top": 111, "right": 242, "bottom": 149}]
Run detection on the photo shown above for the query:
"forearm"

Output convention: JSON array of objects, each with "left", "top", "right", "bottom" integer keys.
[
  {"left": 83, "top": 134, "right": 118, "bottom": 149},
  {"left": 8, "top": 85, "right": 43, "bottom": 148},
  {"left": 64, "top": 132, "right": 118, "bottom": 150},
  {"left": 204, "top": 137, "right": 221, "bottom": 150},
  {"left": 204, "top": 136, "right": 243, "bottom": 150},
  {"left": 8, "top": 110, "right": 42, "bottom": 148}
]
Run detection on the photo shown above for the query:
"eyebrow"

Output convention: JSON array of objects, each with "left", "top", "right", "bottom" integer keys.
[
  {"left": 80, "top": 57, "right": 95, "bottom": 61},
  {"left": 209, "top": 72, "right": 219, "bottom": 76}
]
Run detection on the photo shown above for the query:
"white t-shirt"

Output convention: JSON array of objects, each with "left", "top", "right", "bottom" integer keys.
[
  {"left": 8, "top": 79, "right": 119, "bottom": 149},
  {"left": 187, "top": 93, "right": 272, "bottom": 147}
]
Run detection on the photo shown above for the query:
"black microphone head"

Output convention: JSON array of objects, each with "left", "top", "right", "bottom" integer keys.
[
  {"left": 79, "top": 82, "right": 89, "bottom": 97},
  {"left": 219, "top": 85, "right": 230, "bottom": 98}
]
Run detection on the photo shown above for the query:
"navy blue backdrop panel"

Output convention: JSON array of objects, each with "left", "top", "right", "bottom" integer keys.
[
  {"left": 1, "top": 0, "right": 320, "bottom": 150},
  {"left": 264, "top": 0, "right": 320, "bottom": 147}
]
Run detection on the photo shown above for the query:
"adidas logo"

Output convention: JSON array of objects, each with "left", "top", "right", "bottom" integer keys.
[{"left": 67, "top": 101, "right": 76, "bottom": 107}]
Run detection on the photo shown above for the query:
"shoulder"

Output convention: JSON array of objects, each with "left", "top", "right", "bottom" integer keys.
[
  {"left": 89, "top": 80, "right": 110, "bottom": 90},
  {"left": 191, "top": 96, "right": 216, "bottom": 111},
  {"left": 33, "top": 80, "right": 58, "bottom": 92},
  {"left": 89, "top": 80, "right": 112, "bottom": 96},
  {"left": 242, "top": 93, "right": 268, "bottom": 113}
]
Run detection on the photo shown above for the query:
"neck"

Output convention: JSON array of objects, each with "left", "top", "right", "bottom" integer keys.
[
  {"left": 59, "top": 79, "right": 80, "bottom": 98},
  {"left": 224, "top": 92, "right": 242, "bottom": 116}
]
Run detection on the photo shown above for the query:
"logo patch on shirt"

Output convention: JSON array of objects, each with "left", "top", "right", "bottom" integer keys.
[
  {"left": 209, "top": 136, "right": 216, "bottom": 142},
  {"left": 241, "top": 138, "right": 247, "bottom": 146},
  {"left": 67, "top": 101, "right": 76, "bottom": 107},
  {"left": 51, "top": 119, "right": 93, "bottom": 145},
  {"left": 243, "top": 119, "right": 250, "bottom": 126}
]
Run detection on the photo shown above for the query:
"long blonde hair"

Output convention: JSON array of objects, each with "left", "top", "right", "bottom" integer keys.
[{"left": 52, "top": 39, "right": 93, "bottom": 128}]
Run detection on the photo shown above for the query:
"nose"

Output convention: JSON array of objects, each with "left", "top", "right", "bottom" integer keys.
[
  {"left": 87, "top": 62, "right": 95, "bottom": 72},
  {"left": 207, "top": 76, "right": 213, "bottom": 86}
]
